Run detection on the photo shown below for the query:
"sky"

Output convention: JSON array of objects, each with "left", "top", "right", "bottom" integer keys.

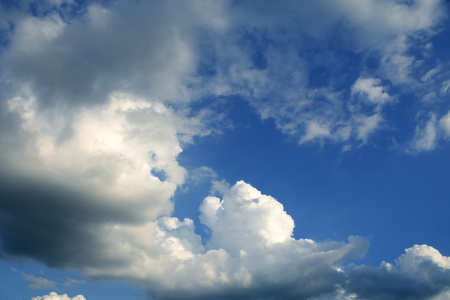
[{"left": 1, "top": 0, "right": 450, "bottom": 299}]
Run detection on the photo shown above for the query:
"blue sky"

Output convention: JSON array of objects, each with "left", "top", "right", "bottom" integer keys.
[{"left": 1, "top": 1, "right": 450, "bottom": 299}]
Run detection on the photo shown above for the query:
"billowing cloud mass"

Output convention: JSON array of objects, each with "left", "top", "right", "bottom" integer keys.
[
  {"left": 1, "top": 0, "right": 450, "bottom": 300},
  {"left": 346, "top": 245, "right": 450, "bottom": 300},
  {"left": 32, "top": 292, "right": 86, "bottom": 300}
]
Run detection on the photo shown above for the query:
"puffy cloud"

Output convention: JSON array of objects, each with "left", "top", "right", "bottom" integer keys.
[
  {"left": 0, "top": 0, "right": 220, "bottom": 291},
  {"left": 31, "top": 292, "right": 86, "bottom": 300},
  {"left": 64, "top": 181, "right": 367, "bottom": 300},
  {"left": 345, "top": 244, "right": 450, "bottom": 299},
  {"left": 200, "top": 181, "right": 295, "bottom": 248},
  {"left": 0, "top": 89, "right": 214, "bottom": 269},
  {"left": 351, "top": 78, "right": 392, "bottom": 106}
]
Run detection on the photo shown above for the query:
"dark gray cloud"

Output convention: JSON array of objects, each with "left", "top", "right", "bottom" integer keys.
[
  {"left": 0, "top": 173, "right": 135, "bottom": 269},
  {"left": 344, "top": 244, "right": 450, "bottom": 300},
  {"left": 1, "top": 0, "right": 214, "bottom": 113}
]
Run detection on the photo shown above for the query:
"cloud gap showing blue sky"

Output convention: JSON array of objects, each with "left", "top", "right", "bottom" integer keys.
[{"left": 1, "top": 0, "right": 450, "bottom": 299}]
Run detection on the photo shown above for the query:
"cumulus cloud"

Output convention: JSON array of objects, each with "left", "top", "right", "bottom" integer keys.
[
  {"left": 78, "top": 180, "right": 450, "bottom": 300},
  {"left": 67, "top": 181, "right": 367, "bottom": 300},
  {"left": 31, "top": 292, "right": 86, "bottom": 300},
  {"left": 0, "top": 90, "right": 214, "bottom": 268},
  {"left": 0, "top": 1, "right": 450, "bottom": 300},
  {"left": 200, "top": 181, "right": 295, "bottom": 248},
  {"left": 0, "top": 1, "right": 217, "bottom": 264},
  {"left": 345, "top": 244, "right": 450, "bottom": 299}
]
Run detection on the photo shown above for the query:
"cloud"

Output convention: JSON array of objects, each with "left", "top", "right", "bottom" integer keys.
[
  {"left": 441, "top": 80, "right": 450, "bottom": 97},
  {"left": 1, "top": 0, "right": 449, "bottom": 150},
  {"left": 351, "top": 78, "right": 392, "bottom": 106},
  {"left": 409, "top": 115, "right": 439, "bottom": 152},
  {"left": 91, "top": 180, "right": 450, "bottom": 300},
  {"left": 349, "top": 77, "right": 393, "bottom": 143},
  {"left": 0, "top": 0, "right": 214, "bottom": 110},
  {"left": 22, "top": 273, "right": 58, "bottom": 289},
  {"left": 439, "top": 112, "right": 450, "bottom": 138},
  {"left": 8, "top": 179, "right": 361, "bottom": 299},
  {"left": 408, "top": 111, "right": 450, "bottom": 153},
  {"left": 197, "top": 0, "right": 448, "bottom": 147},
  {"left": 1, "top": 70, "right": 370, "bottom": 298},
  {"left": 31, "top": 292, "right": 86, "bottom": 300},
  {"left": 200, "top": 181, "right": 295, "bottom": 248},
  {"left": 345, "top": 244, "right": 450, "bottom": 299},
  {"left": 2, "top": 177, "right": 368, "bottom": 300},
  {"left": 0, "top": 91, "right": 214, "bottom": 268},
  {"left": 63, "top": 277, "right": 85, "bottom": 286},
  {"left": 0, "top": 1, "right": 450, "bottom": 300}
]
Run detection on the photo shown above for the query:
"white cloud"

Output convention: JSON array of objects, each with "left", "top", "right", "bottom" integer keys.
[
  {"left": 441, "top": 80, "right": 450, "bottom": 97},
  {"left": 199, "top": 0, "right": 446, "bottom": 147},
  {"left": 349, "top": 77, "right": 392, "bottom": 143},
  {"left": 409, "top": 115, "right": 438, "bottom": 152},
  {"left": 3, "top": 0, "right": 446, "bottom": 152},
  {"left": 421, "top": 67, "right": 440, "bottom": 82},
  {"left": 200, "top": 181, "right": 295, "bottom": 248},
  {"left": 440, "top": 112, "right": 450, "bottom": 137},
  {"left": 231, "top": 1, "right": 445, "bottom": 147},
  {"left": 4, "top": 93, "right": 197, "bottom": 220},
  {"left": 188, "top": 166, "right": 218, "bottom": 184},
  {"left": 408, "top": 111, "right": 450, "bottom": 153},
  {"left": 31, "top": 292, "right": 86, "bottom": 300},
  {"left": 351, "top": 78, "right": 392, "bottom": 106},
  {"left": 72, "top": 181, "right": 368, "bottom": 299},
  {"left": 353, "top": 113, "right": 383, "bottom": 143},
  {"left": 300, "top": 121, "right": 332, "bottom": 143}
]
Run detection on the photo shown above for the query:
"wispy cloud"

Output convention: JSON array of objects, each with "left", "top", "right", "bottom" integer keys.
[
  {"left": 63, "top": 276, "right": 85, "bottom": 286},
  {"left": 22, "top": 273, "right": 58, "bottom": 290}
]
